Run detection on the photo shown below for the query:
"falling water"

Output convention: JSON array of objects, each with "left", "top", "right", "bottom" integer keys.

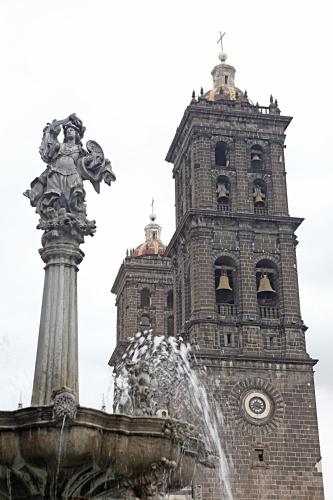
[
  {"left": 6, "top": 467, "right": 12, "bottom": 500},
  {"left": 114, "top": 331, "right": 233, "bottom": 500},
  {"left": 54, "top": 414, "right": 66, "bottom": 498}
]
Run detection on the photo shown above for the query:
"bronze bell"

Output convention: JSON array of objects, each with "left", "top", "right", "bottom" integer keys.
[
  {"left": 216, "top": 273, "right": 233, "bottom": 303},
  {"left": 257, "top": 274, "right": 276, "bottom": 298},
  {"left": 217, "top": 184, "right": 229, "bottom": 201},
  {"left": 252, "top": 153, "right": 261, "bottom": 161},
  {"left": 254, "top": 194, "right": 265, "bottom": 207}
]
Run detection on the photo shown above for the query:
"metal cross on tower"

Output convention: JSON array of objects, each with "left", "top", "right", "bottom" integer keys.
[{"left": 217, "top": 31, "right": 226, "bottom": 52}]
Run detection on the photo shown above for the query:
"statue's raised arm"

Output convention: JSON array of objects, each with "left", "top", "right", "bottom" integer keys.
[{"left": 24, "top": 114, "right": 116, "bottom": 241}]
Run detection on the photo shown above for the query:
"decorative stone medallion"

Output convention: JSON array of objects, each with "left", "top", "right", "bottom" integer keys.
[
  {"left": 52, "top": 389, "right": 78, "bottom": 422},
  {"left": 228, "top": 378, "right": 284, "bottom": 435}
]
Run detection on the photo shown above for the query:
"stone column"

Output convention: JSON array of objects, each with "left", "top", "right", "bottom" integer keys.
[
  {"left": 31, "top": 232, "right": 84, "bottom": 406},
  {"left": 24, "top": 114, "right": 115, "bottom": 407}
]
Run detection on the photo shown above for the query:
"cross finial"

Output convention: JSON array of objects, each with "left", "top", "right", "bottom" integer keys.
[
  {"left": 217, "top": 31, "right": 227, "bottom": 62},
  {"left": 150, "top": 198, "right": 156, "bottom": 222},
  {"left": 217, "top": 31, "right": 226, "bottom": 52}
]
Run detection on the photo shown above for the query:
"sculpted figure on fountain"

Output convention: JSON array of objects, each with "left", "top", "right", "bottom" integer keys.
[{"left": 24, "top": 113, "right": 115, "bottom": 241}]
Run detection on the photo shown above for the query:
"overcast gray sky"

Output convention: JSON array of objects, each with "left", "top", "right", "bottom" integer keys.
[{"left": 0, "top": 0, "right": 332, "bottom": 496}]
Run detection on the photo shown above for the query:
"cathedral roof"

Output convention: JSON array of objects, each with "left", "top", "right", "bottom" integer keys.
[{"left": 132, "top": 212, "right": 166, "bottom": 257}]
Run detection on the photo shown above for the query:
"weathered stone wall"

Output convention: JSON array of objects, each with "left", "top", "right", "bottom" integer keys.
[{"left": 192, "top": 358, "right": 324, "bottom": 500}]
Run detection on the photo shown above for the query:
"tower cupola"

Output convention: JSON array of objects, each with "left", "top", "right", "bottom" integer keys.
[
  {"left": 132, "top": 205, "right": 166, "bottom": 257},
  {"left": 204, "top": 34, "right": 248, "bottom": 102}
]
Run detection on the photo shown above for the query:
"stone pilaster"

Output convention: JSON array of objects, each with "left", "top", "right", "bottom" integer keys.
[
  {"left": 31, "top": 232, "right": 84, "bottom": 406},
  {"left": 238, "top": 223, "right": 257, "bottom": 320},
  {"left": 278, "top": 226, "right": 301, "bottom": 321},
  {"left": 270, "top": 141, "right": 289, "bottom": 216},
  {"left": 192, "top": 136, "right": 214, "bottom": 210},
  {"left": 234, "top": 139, "right": 250, "bottom": 213}
]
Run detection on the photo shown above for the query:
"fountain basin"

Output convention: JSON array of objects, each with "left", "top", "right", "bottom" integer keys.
[{"left": 0, "top": 406, "right": 209, "bottom": 498}]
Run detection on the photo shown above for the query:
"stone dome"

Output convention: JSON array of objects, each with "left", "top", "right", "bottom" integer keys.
[{"left": 204, "top": 85, "right": 247, "bottom": 102}]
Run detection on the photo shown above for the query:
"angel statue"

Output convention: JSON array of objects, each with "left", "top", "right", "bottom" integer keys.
[{"left": 24, "top": 114, "right": 116, "bottom": 237}]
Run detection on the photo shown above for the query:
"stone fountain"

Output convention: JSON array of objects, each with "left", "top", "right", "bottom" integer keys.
[{"left": 0, "top": 115, "right": 210, "bottom": 499}]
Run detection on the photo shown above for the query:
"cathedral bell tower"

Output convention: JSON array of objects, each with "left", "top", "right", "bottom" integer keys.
[
  {"left": 109, "top": 208, "right": 173, "bottom": 367},
  {"left": 165, "top": 42, "right": 324, "bottom": 499}
]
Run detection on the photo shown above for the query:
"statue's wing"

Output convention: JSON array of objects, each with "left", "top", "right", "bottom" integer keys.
[{"left": 86, "top": 140, "right": 104, "bottom": 165}]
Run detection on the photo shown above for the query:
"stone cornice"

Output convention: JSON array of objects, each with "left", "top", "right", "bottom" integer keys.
[
  {"left": 165, "top": 102, "right": 292, "bottom": 164},
  {"left": 111, "top": 256, "right": 173, "bottom": 295},
  {"left": 192, "top": 351, "right": 317, "bottom": 368},
  {"left": 165, "top": 209, "right": 303, "bottom": 256}
]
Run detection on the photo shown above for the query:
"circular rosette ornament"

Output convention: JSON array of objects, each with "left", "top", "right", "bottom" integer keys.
[{"left": 228, "top": 378, "right": 284, "bottom": 435}]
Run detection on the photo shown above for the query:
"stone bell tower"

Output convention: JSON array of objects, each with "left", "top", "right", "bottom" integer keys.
[
  {"left": 165, "top": 45, "right": 324, "bottom": 499},
  {"left": 109, "top": 209, "right": 173, "bottom": 368}
]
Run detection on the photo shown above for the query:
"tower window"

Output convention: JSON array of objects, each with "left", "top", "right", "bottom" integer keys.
[
  {"left": 167, "top": 315, "right": 174, "bottom": 337},
  {"left": 166, "top": 290, "right": 174, "bottom": 310},
  {"left": 215, "top": 256, "right": 236, "bottom": 308},
  {"left": 216, "top": 175, "right": 230, "bottom": 210},
  {"left": 215, "top": 142, "right": 227, "bottom": 167},
  {"left": 140, "top": 288, "right": 151, "bottom": 308},
  {"left": 140, "top": 314, "right": 151, "bottom": 328},
  {"left": 255, "top": 448, "right": 264, "bottom": 462},
  {"left": 253, "top": 179, "right": 267, "bottom": 213},
  {"left": 251, "top": 145, "right": 264, "bottom": 169},
  {"left": 256, "top": 260, "right": 279, "bottom": 316},
  {"left": 224, "top": 75, "right": 228, "bottom": 84},
  {"left": 225, "top": 332, "right": 233, "bottom": 346}
]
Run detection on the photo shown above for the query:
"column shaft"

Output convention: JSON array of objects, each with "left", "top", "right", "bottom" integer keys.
[{"left": 31, "top": 238, "right": 83, "bottom": 406}]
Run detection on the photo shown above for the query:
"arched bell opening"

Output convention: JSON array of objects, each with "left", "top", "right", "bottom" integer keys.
[
  {"left": 215, "top": 142, "right": 228, "bottom": 167},
  {"left": 214, "top": 257, "right": 236, "bottom": 307},
  {"left": 140, "top": 288, "right": 151, "bottom": 308},
  {"left": 140, "top": 313, "right": 151, "bottom": 329},
  {"left": 255, "top": 260, "right": 279, "bottom": 316},
  {"left": 253, "top": 179, "right": 267, "bottom": 213},
  {"left": 216, "top": 175, "right": 230, "bottom": 211},
  {"left": 251, "top": 144, "right": 264, "bottom": 170}
]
